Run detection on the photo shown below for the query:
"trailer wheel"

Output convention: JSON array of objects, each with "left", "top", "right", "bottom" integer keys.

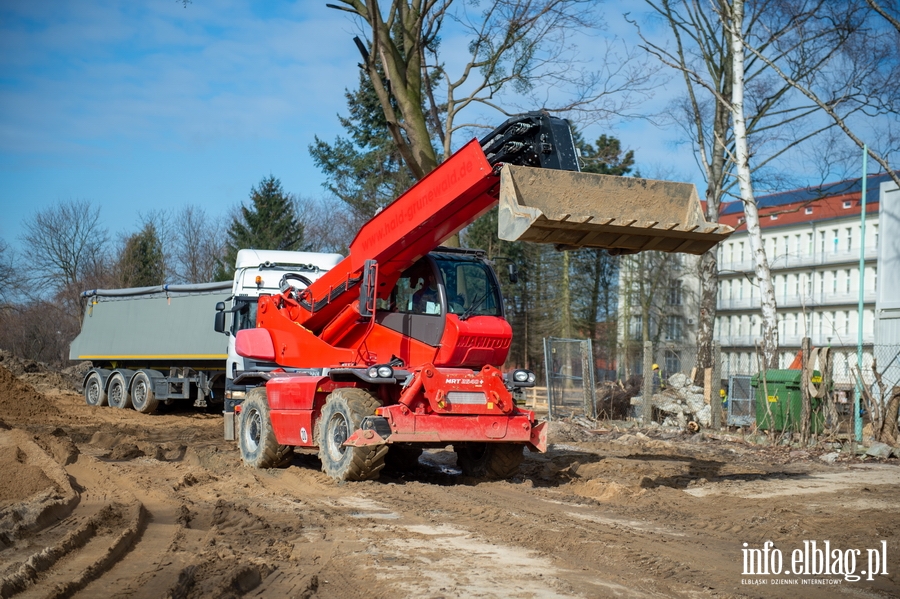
[
  {"left": 317, "top": 388, "right": 387, "bottom": 481},
  {"left": 84, "top": 371, "right": 108, "bottom": 407},
  {"left": 239, "top": 387, "right": 292, "bottom": 469},
  {"left": 107, "top": 372, "right": 132, "bottom": 409},
  {"left": 455, "top": 443, "right": 524, "bottom": 479},
  {"left": 131, "top": 371, "right": 159, "bottom": 414}
]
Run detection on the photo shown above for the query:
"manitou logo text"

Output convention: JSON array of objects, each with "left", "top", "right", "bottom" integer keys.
[{"left": 742, "top": 541, "right": 889, "bottom": 583}]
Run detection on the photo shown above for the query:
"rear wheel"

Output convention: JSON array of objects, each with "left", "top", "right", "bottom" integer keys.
[
  {"left": 131, "top": 371, "right": 159, "bottom": 414},
  {"left": 455, "top": 443, "right": 524, "bottom": 479},
  {"left": 84, "top": 371, "right": 107, "bottom": 407},
  {"left": 107, "top": 372, "right": 132, "bottom": 409},
  {"left": 239, "top": 387, "right": 292, "bottom": 468},
  {"left": 317, "top": 388, "right": 387, "bottom": 481}
]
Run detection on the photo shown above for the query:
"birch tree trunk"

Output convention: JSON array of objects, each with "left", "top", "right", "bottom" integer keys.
[{"left": 729, "top": 0, "right": 779, "bottom": 369}]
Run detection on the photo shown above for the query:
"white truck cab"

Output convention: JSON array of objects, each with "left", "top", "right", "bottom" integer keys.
[{"left": 219, "top": 249, "right": 343, "bottom": 404}]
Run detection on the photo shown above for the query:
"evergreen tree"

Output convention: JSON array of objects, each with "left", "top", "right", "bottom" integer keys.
[
  {"left": 119, "top": 222, "right": 166, "bottom": 287},
  {"left": 218, "top": 176, "right": 304, "bottom": 279},
  {"left": 574, "top": 131, "right": 635, "bottom": 176},
  {"left": 309, "top": 72, "right": 414, "bottom": 219}
]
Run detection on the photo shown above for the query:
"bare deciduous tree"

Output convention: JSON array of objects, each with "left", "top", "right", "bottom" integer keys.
[
  {"left": 171, "top": 206, "right": 225, "bottom": 284},
  {"left": 725, "top": 0, "right": 779, "bottom": 367},
  {"left": 329, "top": 1, "right": 657, "bottom": 247},
  {"left": 0, "top": 239, "right": 17, "bottom": 303},
  {"left": 20, "top": 199, "right": 109, "bottom": 289},
  {"left": 740, "top": 1, "right": 900, "bottom": 190}
]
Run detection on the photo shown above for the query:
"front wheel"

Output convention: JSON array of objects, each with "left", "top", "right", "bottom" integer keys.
[
  {"left": 84, "top": 371, "right": 108, "bottom": 407},
  {"left": 239, "top": 387, "right": 292, "bottom": 468},
  {"left": 455, "top": 443, "right": 524, "bottom": 479},
  {"left": 317, "top": 388, "right": 387, "bottom": 481}
]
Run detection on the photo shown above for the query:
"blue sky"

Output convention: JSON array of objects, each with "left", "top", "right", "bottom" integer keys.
[{"left": 0, "top": 0, "right": 808, "bottom": 256}]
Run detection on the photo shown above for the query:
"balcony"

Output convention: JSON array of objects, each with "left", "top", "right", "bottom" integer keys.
[
  {"left": 719, "top": 245, "right": 878, "bottom": 273},
  {"left": 718, "top": 289, "right": 877, "bottom": 311}
]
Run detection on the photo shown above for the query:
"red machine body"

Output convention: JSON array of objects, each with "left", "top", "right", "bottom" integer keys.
[{"left": 234, "top": 130, "right": 561, "bottom": 479}]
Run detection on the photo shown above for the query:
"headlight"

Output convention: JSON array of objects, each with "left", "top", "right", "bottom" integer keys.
[
  {"left": 510, "top": 369, "right": 535, "bottom": 387},
  {"left": 377, "top": 365, "right": 394, "bottom": 378},
  {"left": 367, "top": 366, "right": 379, "bottom": 378}
]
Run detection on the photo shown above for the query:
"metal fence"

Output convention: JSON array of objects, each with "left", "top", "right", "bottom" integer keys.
[
  {"left": 547, "top": 339, "right": 899, "bottom": 427},
  {"left": 542, "top": 337, "right": 596, "bottom": 421}
]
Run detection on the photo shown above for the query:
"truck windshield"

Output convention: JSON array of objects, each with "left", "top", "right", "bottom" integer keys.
[
  {"left": 231, "top": 297, "right": 258, "bottom": 334},
  {"left": 434, "top": 257, "right": 502, "bottom": 318}
]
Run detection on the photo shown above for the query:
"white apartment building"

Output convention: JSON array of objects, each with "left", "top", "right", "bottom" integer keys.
[{"left": 714, "top": 173, "right": 892, "bottom": 387}]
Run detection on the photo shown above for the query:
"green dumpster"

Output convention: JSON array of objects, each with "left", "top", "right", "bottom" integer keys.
[{"left": 751, "top": 369, "right": 824, "bottom": 433}]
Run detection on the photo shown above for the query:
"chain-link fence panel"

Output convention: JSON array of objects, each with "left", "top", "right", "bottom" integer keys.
[
  {"left": 543, "top": 337, "right": 596, "bottom": 421},
  {"left": 727, "top": 375, "right": 754, "bottom": 426}
]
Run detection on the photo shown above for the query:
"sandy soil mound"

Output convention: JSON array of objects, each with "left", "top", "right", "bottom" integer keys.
[
  {"left": 0, "top": 365, "right": 59, "bottom": 425},
  {"left": 0, "top": 350, "right": 87, "bottom": 393},
  {"left": 0, "top": 445, "right": 57, "bottom": 506}
]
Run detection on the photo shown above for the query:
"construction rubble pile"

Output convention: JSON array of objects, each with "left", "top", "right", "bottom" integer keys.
[{"left": 633, "top": 373, "right": 712, "bottom": 429}]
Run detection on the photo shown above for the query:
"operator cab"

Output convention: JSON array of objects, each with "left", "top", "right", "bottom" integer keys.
[{"left": 377, "top": 249, "right": 504, "bottom": 346}]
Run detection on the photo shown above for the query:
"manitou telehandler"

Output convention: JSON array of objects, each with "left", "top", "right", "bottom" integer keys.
[{"left": 228, "top": 112, "right": 732, "bottom": 481}]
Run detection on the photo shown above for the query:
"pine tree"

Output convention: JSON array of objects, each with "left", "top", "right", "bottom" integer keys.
[
  {"left": 218, "top": 176, "right": 304, "bottom": 278},
  {"left": 119, "top": 222, "right": 166, "bottom": 287},
  {"left": 309, "top": 72, "right": 414, "bottom": 219}
]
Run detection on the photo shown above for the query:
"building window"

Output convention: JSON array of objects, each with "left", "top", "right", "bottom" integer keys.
[
  {"left": 819, "top": 231, "right": 826, "bottom": 254},
  {"left": 873, "top": 224, "right": 878, "bottom": 249},
  {"left": 665, "top": 350, "right": 681, "bottom": 374},
  {"left": 667, "top": 280, "right": 683, "bottom": 305},
  {"left": 630, "top": 315, "right": 642, "bottom": 339},
  {"left": 843, "top": 200, "right": 852, "bottom": 209},
  {"left": 845, "top": 269, "right": 851, "bottom": 293},
  {"left": 739, "top": 241, "right": 745, "bottom": 262},
  {"left": 770, "top": 214, "right": 779, "bottom": 221},
  {"left": 806, "top": 207, "right": 814, "bottom": 215},
  {"left": 667, "top": 315, "right": 684, "bottom": 341},
  {"left": 794, "top": 234, "right": 801, "bottom": 256},
  {"left": 806, "top": 232, "right": 813, "bottom": 254},
  {"left": 846, "top": 227, "right": 852, "bottom": 251},
  {"left": 831, "top": 270, "right": 837, "bottom": 293},
  {"left": 832, "top": 229, "right": 839, "bottom": 253},
  {"left": 844, "top": 310, "right": 850, "bottom": 334}
]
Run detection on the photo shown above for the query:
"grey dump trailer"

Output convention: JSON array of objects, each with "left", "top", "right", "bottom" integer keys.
[{"left": 69, "top": 282, "right": 232, "bottom": 413}]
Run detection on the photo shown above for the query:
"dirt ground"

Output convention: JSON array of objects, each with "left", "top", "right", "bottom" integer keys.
[{"left": 1, "top": 359, "right": 899, "bottom": 599}]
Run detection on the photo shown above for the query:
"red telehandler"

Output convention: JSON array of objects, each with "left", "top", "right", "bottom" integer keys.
[{"left": 229, "top": 113, "right": 732, "bottom": 480}]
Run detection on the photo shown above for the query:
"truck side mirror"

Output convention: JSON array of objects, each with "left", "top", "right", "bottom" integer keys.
[
  {"left": 507, "top": 263, "right": 519, "bottom": 284},
  {"left": 214, "top": 302, "right": 226, "bottom": 334},
  {"left": 358, "top": 260, "right": 378, "bottom": 318}
]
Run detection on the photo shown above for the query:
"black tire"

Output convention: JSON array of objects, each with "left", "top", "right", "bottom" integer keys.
[
  {"left": 317, "top": 388, "right": 387, "bottom": 481},
  {"left": 107, "top": 372, "right": 132, "bottom": 409},
  {"left": 455, "top": 443, "right": 524, "bottom": 479},
  {"left": 383, "top": 444, "right": 423, "bottom": 474},
  {"left": 131, "top": 371, "right": 159, "bottom": 414},
  {"left": 239, "top": 387, "right": 292, "bottom": 469},
  {"left": 84, "top": 371, "right": 108, "bottom": 407}
]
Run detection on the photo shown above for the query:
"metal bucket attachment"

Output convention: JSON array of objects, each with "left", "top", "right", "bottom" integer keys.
[{"left": 497, "top": 165, "right": 733, "bottom": 254}]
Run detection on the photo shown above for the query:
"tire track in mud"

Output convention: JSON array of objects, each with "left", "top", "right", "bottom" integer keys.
[
  {"left": 0, "top": 453, "right": 147, "bottom": 599},
  {"left": 351, "top": 467, "right": 710, "bottom": 598}
]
